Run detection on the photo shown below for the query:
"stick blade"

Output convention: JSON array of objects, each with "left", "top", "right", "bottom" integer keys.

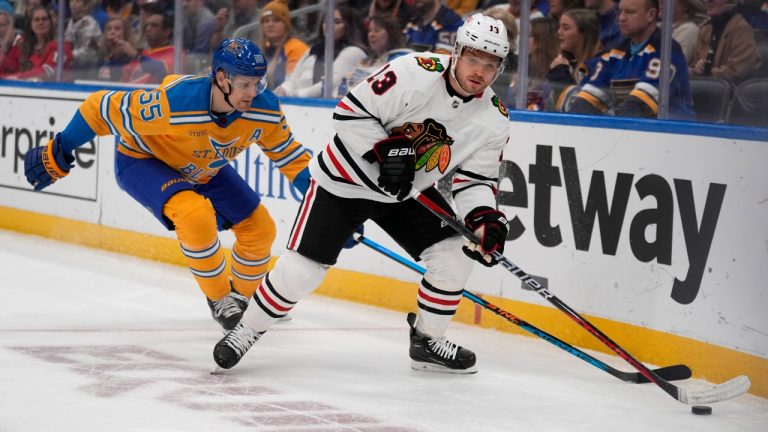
[
  {"left": 679, "top": 375, "right": 751, "bottom": 404},
  {"left": 634, "top": 364, "right": 692, "bottom": 383}
]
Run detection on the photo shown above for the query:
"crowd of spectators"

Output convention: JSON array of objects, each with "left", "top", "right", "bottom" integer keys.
[{"left": 0, "top": 0, "right": 765, "bottom": 125}]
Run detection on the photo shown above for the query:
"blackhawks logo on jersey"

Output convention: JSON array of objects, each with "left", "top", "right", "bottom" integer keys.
[
  {"left": 391, "top": 118, "right": 452, "bottom": 173},
  {"left": 415, "top": 56, "right": 445, "bottom": 72},
  {"left": 492, "top": 95, "right": 508, "bottom": 117}
]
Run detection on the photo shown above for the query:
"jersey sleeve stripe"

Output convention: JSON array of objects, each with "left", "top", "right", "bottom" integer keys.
[
  {"left": 322, "top": 144, "right": 357, "bottom": 184},
  {"left": 332, "top": 135, "right": 387, "bottom": 197},
  {"left": 272, "top": 147, "right": 307, "bottom": 168},
  {"left": 630, "top": 88, "right": 659, "bottom": 113},
  {"left": 262, "top": 133, "right": 294, "bottom": 153},
  {"left": 452, "top": 182, "right": 496, "bottom": 197},
  {"left": 318, "top": 151, "right": 357, "bottom": 185},
  {"left": 344, "top": 92, "right": 379, "bottom": 121},
  {"left": 169, "top": 115, "right": 213, "bottom": 125},
  {"left": 162, "top": 75, "right": 196, "bottom": 90},
  {"left": 332, "top": 113, "right": 375, "bottom": 121},
  {"left": 242, "top": 112, "right": 281, "bottom": 123},
  {"left": 117, "top": 138, "right": 152, "bottom": 156},
  {"left": 455, "top": 168, "right": 497, "bottom": 182},
  {"left": 100, "top": 91, "right": 119, "bottom": 136},
  {"left": 120, "top": 94, "right": 153, "bottom": 155}
]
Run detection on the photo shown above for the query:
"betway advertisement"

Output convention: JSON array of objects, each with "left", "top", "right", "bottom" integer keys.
[{"left": 483, "top": 122, "right": 767, "bottom": 357}]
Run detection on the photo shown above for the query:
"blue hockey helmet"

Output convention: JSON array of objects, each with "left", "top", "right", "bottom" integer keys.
[{"left": 211, "top": 38, "right": 268, "bottom": 91}]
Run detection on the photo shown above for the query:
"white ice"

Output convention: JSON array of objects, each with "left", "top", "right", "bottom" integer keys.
[{"left": 1, "top": 229, "right": 766, "bottom": 432}]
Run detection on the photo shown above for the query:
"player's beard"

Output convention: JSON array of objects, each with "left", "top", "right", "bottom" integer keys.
[{"left": 457, "top": 71, "right": 490, "bottom": 95}]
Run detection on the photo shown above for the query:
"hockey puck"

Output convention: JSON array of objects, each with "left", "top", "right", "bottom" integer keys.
[{"left": 691, "top": 406, "right": 712, "bottom": 415}]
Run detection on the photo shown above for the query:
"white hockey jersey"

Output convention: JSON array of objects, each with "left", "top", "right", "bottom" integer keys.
[{"left": 308, "top": 52, "right": 511, "bottom": 219}]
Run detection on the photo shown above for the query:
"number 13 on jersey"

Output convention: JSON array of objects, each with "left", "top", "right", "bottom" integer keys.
[{"left": 367, "top": 64, "right": 397, "bottom": 95}]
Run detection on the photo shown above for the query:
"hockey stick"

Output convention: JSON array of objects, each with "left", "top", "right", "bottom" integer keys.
[
  {"left": 413, "top": 191, "right": 750, "bottom": 404},
  {"left": 354, "top": 233, "right": 691, "bottom": 384}
]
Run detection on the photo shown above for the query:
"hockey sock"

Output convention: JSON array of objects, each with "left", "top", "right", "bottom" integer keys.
[
  {"left": 230, "top": 205, "right": 276, "bottom": 297},
  {"left": 165, "top": 191, "right": 229, "bottom": 300},
  {"left": 416, "top": 237, "right": 473, "bottom": 337},
  {"left": 242, "top": 251, "right": 327, "bottom": 331}
]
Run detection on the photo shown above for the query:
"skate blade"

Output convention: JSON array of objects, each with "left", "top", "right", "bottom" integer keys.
[
  {"left": 410, "top": 360, "right": 478, "bottom": 374},
  {"left": 210, "top": 365, "right": 227, "bottom": 375},
  {"left": 277, "top": 314, "right": 293, "bottom": 322}
]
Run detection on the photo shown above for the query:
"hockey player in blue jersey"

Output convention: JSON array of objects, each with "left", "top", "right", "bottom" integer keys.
[
  {"left": 23, "top": 38, "right": 311, "bottom": 331},
  {"left": 569, "top": 0, "right": 695, "bottom": 119}
]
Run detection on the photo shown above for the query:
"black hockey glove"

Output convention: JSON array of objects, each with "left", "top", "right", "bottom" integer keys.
[
  {"left": 462, "top": 206, "right": 509, "bottom": 267},
  {"left": 362, "top": 135, "right": 414, "bottom": 201}
]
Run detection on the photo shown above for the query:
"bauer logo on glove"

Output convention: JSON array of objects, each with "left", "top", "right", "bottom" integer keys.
[{"left": 24, "top": 133, "right": 75, "bottom": 191}]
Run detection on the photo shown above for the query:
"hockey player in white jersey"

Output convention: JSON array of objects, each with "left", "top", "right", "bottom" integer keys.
[{"left": 213, "top": 13, "right": 512, "bottom": 373}]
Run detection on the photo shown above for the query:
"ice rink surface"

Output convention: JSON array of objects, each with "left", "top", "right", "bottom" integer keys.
[{"left": 1, "top": 229, "right": 766, "bottom": 432}]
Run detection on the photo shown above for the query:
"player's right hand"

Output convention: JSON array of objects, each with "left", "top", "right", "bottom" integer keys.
[
  {"left": 24, "top": 133, "right": 74, "bottom": 191},
  {"left": 462, "top": 206, "right": 509, "bottom": 267},
  {"left": 362, "top": 135, "right": 414, "bottom": 201}
]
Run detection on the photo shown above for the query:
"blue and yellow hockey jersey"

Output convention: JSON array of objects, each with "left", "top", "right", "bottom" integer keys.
[
  {"left": 70, "top": 74, "right": 310, "bottom": 185},
  {"left": 571, "top": 29, "right": 695, "bottom": 120}
]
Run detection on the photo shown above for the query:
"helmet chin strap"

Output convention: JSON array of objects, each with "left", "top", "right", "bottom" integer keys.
[
  {"left": 214, "top": 74, "right": 237, "bottom": 111},
  {"left": 449, "top": 52, "right": 473, "bottom": 96}
]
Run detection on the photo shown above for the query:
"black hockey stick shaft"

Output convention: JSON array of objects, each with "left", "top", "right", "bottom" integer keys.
[
  {"left": 413, "top": 191, "right": 750, "bottom": 404},
  {"left": 356, "top": 234, "right": 691, "bottom": 384}
]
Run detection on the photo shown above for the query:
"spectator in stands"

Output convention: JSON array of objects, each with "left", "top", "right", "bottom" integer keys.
[
  {"left": 129, "top": 0, "right": 170, "bottom": 50},
  {"left": 344, "top": 14, "right": 413, "bottom": 92},
  {"left": 276, "top": 4, "right": 365, "bottom": 98},
  {"left": 404, "top": 0, "right": 464, "bottom": 53},
  {"left": 446, "top": 0, "right": 481, "bottom": 16},
  {"left": 0, "top": 5, "right": 72, "bottom": 81},
  {"left": 96, "top": 15, "right": 137, "bottom": 82},
  {"left": 65, "top": 0, "right": 102, "bottom": 80},
  {"left": 183, "top": 0, "right": 215, "bottom": 54},
  {"left": 483, "top": 6, "right": 519, "bottom": 100},
  {"left": 367, "top": 0, "right": 412, "bottom": 28},
  {"left": 690, "top": 0, "right": 761, "bottom": 84},
  {"left": 258, "top": 0, "right": 308, "bottom": 90},
  {"left": 549, "top": 0, "right": 586, "bottom": 21},
  {"left": 547, "top": 8, "right": 603, "bottom": 111},
  {"left": 569, "top": 0, "right": 694, "bottom": 119},
  {"left": 521, "top": 16, "right": 559, "bottom": 110},
  {"left": 585, "top": 0, "right": 624, "bottom": 50},
  {"left": 18, "top": 0, "right": 49, "bottom": 33},
  {"left": 673, "top": 0, "right": 705, "bottom": 65},
  {"left": 124, "top": 9, "right": 178, "bottom": 83},
  {"left": 0, "top": 1, "right": 20, "bottom": 70},
  {"left": 211, "top": 0, "right": 260, "bottom": 48}
]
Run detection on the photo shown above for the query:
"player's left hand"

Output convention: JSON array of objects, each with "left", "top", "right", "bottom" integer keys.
[
  {"left": 343, "top": 225, "right": 364, "bottom": 249},
  {"left": 462, "top": 206, "right": 508, "bottom": 267},
  {"left": 24, "top": 133, "right": 74, "bottom": 191}
]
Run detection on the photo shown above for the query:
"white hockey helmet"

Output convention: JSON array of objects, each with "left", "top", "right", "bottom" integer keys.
[{"left": 451, "top": 13, "right": 510, "bottom": 84}]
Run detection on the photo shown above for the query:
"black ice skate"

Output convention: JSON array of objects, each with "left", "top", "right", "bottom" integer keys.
[
  {"left": 213, "top": 321, "right": 265, "bottom": 369},
  {"left": 207, "top": 284, "right": 249, "bottom": 330},
  {"left": 407, "top": 312, "right": 477, "bottom": 374}
]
